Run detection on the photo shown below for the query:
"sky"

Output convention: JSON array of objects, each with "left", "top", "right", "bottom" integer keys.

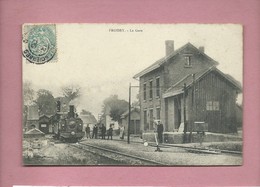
[{"left": 23, "top": 24, "right": 243, "bottom": 118}]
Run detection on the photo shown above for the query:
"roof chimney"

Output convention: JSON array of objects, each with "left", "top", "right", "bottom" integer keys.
[
  {"left": 199, "top": 46, "right": 205, "bottom": 53},
  {"left": 165, "top": 40, "right": 174, "bottom": 57}
]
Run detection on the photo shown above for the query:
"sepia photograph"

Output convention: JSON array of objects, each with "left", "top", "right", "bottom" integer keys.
[{"left": 22, "top": 24, "right": 243, "bottom": 166}]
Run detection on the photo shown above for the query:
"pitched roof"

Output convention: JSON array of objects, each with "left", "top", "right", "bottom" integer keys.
[
  {"left": 24, "top": 128, "right": 45, "bottom": 138},
  {"left": 121, "top": 107, "right": 140, "bottom": 118},
  {"left": 39, "top": 114, "right": 52, "bottom": 119},
  {"left": 133, "top": 43, "right": 219, "bottom": 78},
  {"left": 163, "top": 67, "right": 242, "bottom": 98},
  {"left": 80, "top": 114, "right": 97, "bottom": 124},
  {"left": 25, "top": 128, "right": 45, "bottom": 135}
]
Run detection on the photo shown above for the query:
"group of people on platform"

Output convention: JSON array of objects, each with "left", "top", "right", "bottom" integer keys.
[
  {"left": 84, "top": 120, "right": 164, "bottom": 143},
  {"left": 84, "top": 123, "right": 125, "bottom": 140}
]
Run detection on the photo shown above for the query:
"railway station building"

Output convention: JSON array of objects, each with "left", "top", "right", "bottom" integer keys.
[
  {"left": 39, "top": 115, "right": 52, "bottom": 134},
  {"left": 25, "top": 105, "right": 40, "bottom": 131},
  {"left": 121, "top": 107, "right": 141, "bottom": 135},
  {"left": 133, "top": 41, "right": 242, "bottom": 134}
]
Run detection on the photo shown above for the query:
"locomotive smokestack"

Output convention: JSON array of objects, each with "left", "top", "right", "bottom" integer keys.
[{"left": 68, "top": 105, "right": 75, "bottom": 118}]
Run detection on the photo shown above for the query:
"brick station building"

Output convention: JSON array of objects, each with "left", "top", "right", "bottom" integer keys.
[{"left": 133, "top": 41, "right": 242, "bottom": 134}]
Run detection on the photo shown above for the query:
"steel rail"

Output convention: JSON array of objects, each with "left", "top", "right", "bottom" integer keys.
[
  {"left": 151, "top": 142, "right": 242, "bottom": 155},
  {"left": 68, "top": 143, "right": 124, "bottom": 164},
  {"left": 110, "top": 138, "right": 242, "bottom": 155},
  {"left": 76, "top": 142, "right": 166, "bottom": 165}
]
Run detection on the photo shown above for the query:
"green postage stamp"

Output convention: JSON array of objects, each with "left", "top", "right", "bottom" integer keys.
[{"left": 22, "top": 24, "right": 57, "bottom": 64}]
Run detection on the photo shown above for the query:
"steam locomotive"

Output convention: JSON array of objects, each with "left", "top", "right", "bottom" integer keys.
[{"left": 53, "top": 102, "right": 84, "bottom": 143}]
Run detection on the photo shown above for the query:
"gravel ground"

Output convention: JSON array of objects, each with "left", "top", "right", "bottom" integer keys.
[
  {"left": 23, "top": 143, "right": 125, "bottom": 165},
  {"left": 23, "top": 135, "right": 242, "bottom": 166},
  {"left": 80, "top": 137, "right": 242, "bottom": 166},
  {"left": 74, "top": 143, "right": 158, "bottom": 165}
]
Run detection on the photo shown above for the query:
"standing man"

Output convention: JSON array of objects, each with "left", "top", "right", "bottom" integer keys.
[
  {"left": 85, "top": 124, "right": 90, "bottom": 139},
  {"left": 92, "top": 124, "right": 98, "bottom": 139},
  {"left": 157, "top": 121, "right": 164, "bottom": 143},
  {"left": 107, "top": 124, "right": 113, "bottom": 140},
  {"left": 100, "top": 124, "right": 106, "bottom": 139}
]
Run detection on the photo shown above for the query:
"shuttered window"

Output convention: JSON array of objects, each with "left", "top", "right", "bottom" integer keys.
[
  {"left": 143, "top": 83, "right": 146, "bottom": 101},
  {"left": 149, "top": 109, "right": 153, "bottom": 130},
  {"left": 144, "top": 110, "right": 148, "bottom": 130},
  {"left": 156, "top": 107, "right": 160, "bottom": 120},
  {"left": 149, "top": 80, "right": 153, "bottom": 99},
  {"left": 156, "top": 77, "right": 160, "bottom": 97},
  {"left": 184, "top": 56, "right": 192, "bottom": 67},
  {"left": 206, "top": 101, "right": 219, "bottom": 111}
]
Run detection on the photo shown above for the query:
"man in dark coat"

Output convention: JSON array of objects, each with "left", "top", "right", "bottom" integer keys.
[
  {"left": 92, "top": 124, "right": 98, "bottom": 139},
  {"left": 157, "top": 121, "right": 164, "bottom": 143},
  {"left": 85, "top": 124, "right": 90, "bottom": 139},
  {"left": 100, "top": 124, "right": 106, "bottom": 139},
  {"left": 107, "top": 124, "right": 113, "bottom": 140}
]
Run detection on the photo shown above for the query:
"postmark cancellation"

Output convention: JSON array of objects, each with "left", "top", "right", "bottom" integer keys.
[{"left": 22, "top": 24, "right": 57, "bottom": 64}]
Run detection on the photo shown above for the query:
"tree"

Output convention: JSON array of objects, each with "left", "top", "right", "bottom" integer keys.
[
  {"left": 35, "top": 89, "right": 56, "bottom": 115},
  {"left": 23, "top": 81, "right": 36, "bottom": 130},
  {"left": 60, "top": 84, "right": 81, "bottom": 102},
  {"left": 23, "top": 81, "right": 35, "bottom": 105},
  {"left": 80, "top": 109, "right": 92, "bottom": 115},
  {"left": 102, "top": 95, "right": 129, "bottom": 123}
]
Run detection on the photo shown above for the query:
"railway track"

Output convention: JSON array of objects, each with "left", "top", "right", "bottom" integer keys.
[
  {"left": 110, "top": 138, "right": 242, "bottom": 156},
  {"left": 150, "top": 142, "right": 242, "bottom": 155},
  {"left": 70, "top": 142, "right": 167, "bottom": 165}
]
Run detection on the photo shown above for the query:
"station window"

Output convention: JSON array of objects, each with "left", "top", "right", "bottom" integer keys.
[
  {"left": 206, "top": 101, "right": 219, "bottom": 111},
  {"left": 143, "top": 83, "right": 146, "bottom": 101},
  {"left": 184, "top": 56, "right": 192, "bottom": 67},
  {"left": 156, "top": 107, "right": 161, "bottom": 120},
  {"left": 149, "top": 109, "right": 153, "bottom": 130},
  {"left": 144, "top": 110, "right": 148, "bottom": 130},
  {"left": 149, "top": 80, "right": 153, "bottom": 99},
  {"left": 156, "top": 77, "right": 160, "bottom": 97}
]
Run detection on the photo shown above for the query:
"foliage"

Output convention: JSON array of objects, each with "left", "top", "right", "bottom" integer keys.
[
  {"left": 60, "top": 84, "right": 81, "bottom": 102},
  {"left": 23, "top": 81, "right": 36, "bottom": 128},
  {"left": 102, "top": 95, "right": 129, "bottom": 123},
  {"left": 35, "top": 89, "right": 56, "bottom": 115},
  {"left": 80, "top": 109, "right": 92, "bottom": 115},
  {"left": 23, "top": 81, "right": 35, "bottom": 105}
]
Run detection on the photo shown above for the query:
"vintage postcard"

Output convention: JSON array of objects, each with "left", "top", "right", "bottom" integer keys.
[{"left": 22, "top": 24, "right": 243, "bottom": 166}]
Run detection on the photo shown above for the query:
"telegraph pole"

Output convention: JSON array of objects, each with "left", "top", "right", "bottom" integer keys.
[
  {"left": 189, "top": 74, "right": 196, "bottom": 142},
  {"left": 183, "top": 83, "right": 187, "bottom": 143},
  {"left": 127, "top": 83, "right": 131, "bottom": 144}
]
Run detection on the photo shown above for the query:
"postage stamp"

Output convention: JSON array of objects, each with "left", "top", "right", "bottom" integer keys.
[{"left": 22, "top": 24, "right": 57, "bottom": 64}]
